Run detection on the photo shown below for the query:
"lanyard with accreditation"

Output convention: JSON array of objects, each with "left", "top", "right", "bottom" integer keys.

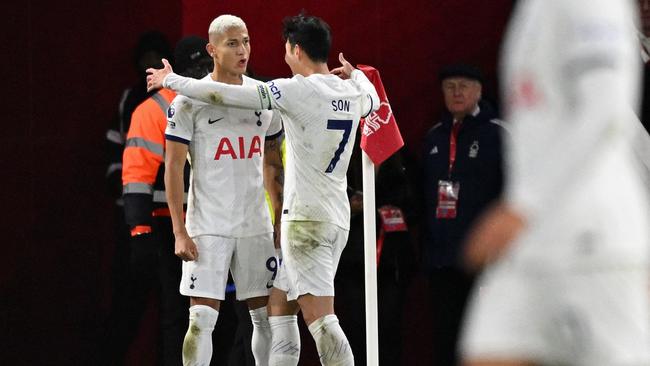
[{"left": 436, "top": 121, "right": 462, "bottom": 219}]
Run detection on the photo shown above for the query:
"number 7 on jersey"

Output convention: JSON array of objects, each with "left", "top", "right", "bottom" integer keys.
[{"left": 325, "top": 119, "right": 353, "bottom": 173}]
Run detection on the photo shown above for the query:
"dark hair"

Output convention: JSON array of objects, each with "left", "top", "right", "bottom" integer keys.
[
  {"left": 133, "top": 31, "right": 172, "bottom": 68},
  {"left": 282, "top": 13, "right": 331, "bottom": 63},
  {"left": 174, "top": 35, "right": 213, "bottom": 79}
]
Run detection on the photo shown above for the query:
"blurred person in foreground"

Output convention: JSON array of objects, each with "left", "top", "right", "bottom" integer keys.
[{"left": 460, "top": 1, "right": 650, "bottom": 365}]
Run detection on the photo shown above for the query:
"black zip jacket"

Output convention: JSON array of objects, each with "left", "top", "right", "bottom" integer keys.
[{"left": 421, "top": 101, "right": 505, "bottom": 270}]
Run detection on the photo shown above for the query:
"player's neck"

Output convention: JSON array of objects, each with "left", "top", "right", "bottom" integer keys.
[
  {"left": 210, "top": 69, "right": 244, "bottom": 85},
  {"left": 299, "top": 61, "right": 329, "bottom": 77}
]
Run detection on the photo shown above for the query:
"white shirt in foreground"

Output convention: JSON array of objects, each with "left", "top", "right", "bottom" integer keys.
[{"left": 501, "top": 0, "right": 649, "bottom": 268}]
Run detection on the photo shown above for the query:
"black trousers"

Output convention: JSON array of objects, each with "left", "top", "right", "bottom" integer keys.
[
  {"left": 428, "top": 267, "right": 475, "bottom": 366},
  {"left": 98, "top": 215, "right": 187, "bottom": 366}
]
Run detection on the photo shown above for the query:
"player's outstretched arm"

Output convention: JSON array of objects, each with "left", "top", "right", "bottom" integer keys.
[
  {"left": 463, "top": 201, "right": 525, "bottom": 272},
  {"left": 147, "top": 59, "right": 273, "bottom": 111}
]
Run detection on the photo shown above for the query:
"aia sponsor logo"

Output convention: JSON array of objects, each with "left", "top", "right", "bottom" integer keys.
[{"left": 214, "top": 136, "right": 262, "bottom": 160}]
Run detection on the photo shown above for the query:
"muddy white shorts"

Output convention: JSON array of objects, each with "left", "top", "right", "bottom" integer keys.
[
  {"left": 279, "top": 221, "right": 348, "bottom": 301},
  {"left": 179, "top": 233, "right": 276, "bottom": 301},
  {"left": 460, "top": 259, "right": 650, "bottom": 366}
]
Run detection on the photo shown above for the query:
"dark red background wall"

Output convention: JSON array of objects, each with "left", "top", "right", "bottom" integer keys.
[{"left": 4, "top": 1, "right": 512, "bottom": 364}]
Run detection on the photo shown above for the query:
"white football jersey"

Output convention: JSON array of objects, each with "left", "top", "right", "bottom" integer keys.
[
  {"left": 165, "top": 74, "right": 282, "bottom": 238},
  {"left": 501, "top": 0, "right": 649, "bottom": 267},
  {"left": 266, "top": 73, "right": 375, "bottom": 229},
  {"left": 164, "top": 69, "right": 379, "bottom": 230}
]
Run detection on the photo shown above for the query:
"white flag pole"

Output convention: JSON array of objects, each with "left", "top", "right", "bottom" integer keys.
[{"left": 362, "top": 151, "right": 379, "bottom": 366}]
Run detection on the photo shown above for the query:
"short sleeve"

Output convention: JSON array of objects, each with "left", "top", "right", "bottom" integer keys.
[
  {"left": 266, "top": 76, "right": 307, "bottom": 113},
  {"left": 266, "top": 111, "right": 283, "bottom": 139},
  {"left": 165, "top": 96, "right": 194, "bottom": 145}
]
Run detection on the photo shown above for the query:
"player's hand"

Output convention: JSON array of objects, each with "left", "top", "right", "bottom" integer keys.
[
  {"left": 331, "top": 53, "right": 355, "bottom": 80},
  {"left": 174, "top": 232, "right": 199, "bottom": 261},
  {"left": 463, "top": 202, "right": 525, "bottom": 272},
  {"left": 146, "top": 58, "right": 173, "bottom": 92}
]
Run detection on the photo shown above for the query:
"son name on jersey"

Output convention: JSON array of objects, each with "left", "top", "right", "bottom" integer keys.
[{"left": 332, "top": 99, "right": 350, "bottom": 112}]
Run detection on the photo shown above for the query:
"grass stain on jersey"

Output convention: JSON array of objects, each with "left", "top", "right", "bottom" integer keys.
[
  {"left": 209, "top": 92, "right": 224, "bottom": 105},
  {"left": 182, "top": 321, "right": 201, "bottom": 364},
  {"left": 180, "top": 99, "right": 193, "bottom": 111}
]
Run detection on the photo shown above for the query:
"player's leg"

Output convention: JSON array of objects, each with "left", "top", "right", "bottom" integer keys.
[
  {"left": 184, "top": 297, "right": 220, "bottom": 366},
  {"left": 297, "top": 294, "right": 353, "bottom": 366},
  {"left": 283, "top": 221, "right": 354, "bottom": 366},
  {"left": 247, "top": 295, "right": 272, "bottom": 365},
  {"left": 179, "top": 235, "right": 235, "bottom": 366},
  {"left": 268, "top": 283, "right": 301, "bottom": 366},
  {"left": 231, "top": 233, "right": 277, "bottom": 366}
]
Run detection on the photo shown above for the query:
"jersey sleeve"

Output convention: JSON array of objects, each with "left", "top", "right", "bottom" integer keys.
[
  {"left": 264, "top": 77, "right": 305, "bottom": 113},
  {"left": 351, "top": 69, "right": 381, "bottom": 117},
  {"left": 165, "top": 96, "right": 193, "bottom": 145},
  {"left": 164, "top": 72, "right": 274, "bottom": 110},
  {"left": 266, "top": 111, "right": 283, "bottom": 139}
]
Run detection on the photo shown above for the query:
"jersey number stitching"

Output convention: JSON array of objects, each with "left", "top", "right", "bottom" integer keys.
[{"left": 325, "top": 119, "right": 353, "bottom": 173}]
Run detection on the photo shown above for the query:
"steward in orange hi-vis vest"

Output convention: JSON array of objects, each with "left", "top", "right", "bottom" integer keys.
[
  {"left": 122, "top": 88, "right": 190, "bottom": 235},
  {"left": 113, "top": 36, "right": 212, "bottom": 366}
]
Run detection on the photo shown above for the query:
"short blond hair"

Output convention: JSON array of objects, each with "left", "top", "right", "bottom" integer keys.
[{"left": 208, "top": 15, "right": 247, "bottom": 39}]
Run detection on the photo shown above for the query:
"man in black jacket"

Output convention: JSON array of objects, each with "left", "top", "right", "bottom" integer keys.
[{"left": 421, "top": 63, "right": 505, "bottom": 366}]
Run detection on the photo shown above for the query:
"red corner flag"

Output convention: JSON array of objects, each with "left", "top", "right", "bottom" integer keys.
[{"left": 357, "top": 65, "right": 404, "bottom": 165}]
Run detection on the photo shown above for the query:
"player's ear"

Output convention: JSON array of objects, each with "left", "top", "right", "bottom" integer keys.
[
  {"left": 294, "top": 44, "right": 303, "bottom": 60},
  {"left": 206, "top": 43, "right": 215, "bottom": 58}
]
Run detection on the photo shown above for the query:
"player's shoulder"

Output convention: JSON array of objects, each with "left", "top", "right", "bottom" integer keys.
[
  {"left": 271, "top": 74, "right": 307, "bottom": 88},
  {"left": 168, "top": 95, "right": 195, "bottom": 116}
]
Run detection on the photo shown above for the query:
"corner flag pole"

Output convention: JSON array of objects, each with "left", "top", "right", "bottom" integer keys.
[{"left": 362, "top": 151, "right": 379, "bottom": 366}]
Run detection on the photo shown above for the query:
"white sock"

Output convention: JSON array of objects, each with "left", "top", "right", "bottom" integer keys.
[
  {"left": 307, "top": 315, "right": 354, "bottom": 366},
  {"left": 268, "top": 315, "right": 300, "bottom": 366},
  {"left": 183, "top": 305, "right": 218, "bottom": 366},
  {"left": 250, "top": 306, "right": 272, "bottom": 366}
]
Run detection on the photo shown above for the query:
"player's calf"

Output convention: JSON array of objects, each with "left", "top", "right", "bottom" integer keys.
[
  {"left": 182, "top": 304, "right": 219, "bottom": 366},
  {"left": 308, "top": 314, "right": 354, "bottom": 366},
  {"left": 269, "top": 314, "right": 301, "bottom": 366},
  {"left": 250, "top": 305, "right": 272, "bottom": 366}
]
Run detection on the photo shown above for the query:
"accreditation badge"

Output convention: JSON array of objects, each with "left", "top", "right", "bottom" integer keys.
[
  {"left": 436, "top": 180, "right": 460, "bottom": 219},
  {"left": 378, "top": 206, "right": 408, "bottom": 232}
]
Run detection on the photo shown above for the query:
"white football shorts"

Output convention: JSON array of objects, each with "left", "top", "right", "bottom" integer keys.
[
  {"left": 279, "top": 221, "right": 348, "bottom": 301},
  {"left": 460, "top": 258, "right": 650, "bottom": 366},
  {"left": 180, "top": 233, "right": 276, "bottom": 301}
]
